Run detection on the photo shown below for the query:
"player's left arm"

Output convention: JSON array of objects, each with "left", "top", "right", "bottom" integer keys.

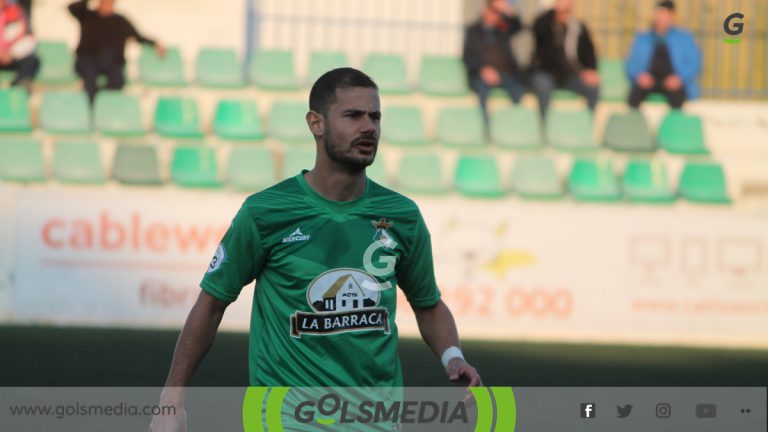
[{"left": 412, "top": 300, "right": 482, "bottom": 387}]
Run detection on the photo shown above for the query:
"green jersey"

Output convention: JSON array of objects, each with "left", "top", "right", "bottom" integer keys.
[{"left": 201, "top": 172, "right": 441, "bottom": 387}]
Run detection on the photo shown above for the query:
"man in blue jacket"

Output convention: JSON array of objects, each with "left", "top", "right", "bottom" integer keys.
[{"left": 626, "top": 0, "right": 701, "bottom": 109}]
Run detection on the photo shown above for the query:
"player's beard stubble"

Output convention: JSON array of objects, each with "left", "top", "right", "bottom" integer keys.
[{"left": 323, "top": 123, "right": 377, "bottom": 174}]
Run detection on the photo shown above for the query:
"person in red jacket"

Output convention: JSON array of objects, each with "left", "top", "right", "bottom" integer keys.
[
  {"left": 0, "top": 0, "right": 39, "bottom": 89},
  {"left": 68, "top": 0, "right": 165, "bottom": 103}
]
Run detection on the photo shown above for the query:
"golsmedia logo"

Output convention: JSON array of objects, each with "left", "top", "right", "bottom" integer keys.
[
  {"left": 242, "top": 387, "right": 517, "bottom": 431},
  {"left": 723, "top": 12, "right": 744, "bottom": 44}
]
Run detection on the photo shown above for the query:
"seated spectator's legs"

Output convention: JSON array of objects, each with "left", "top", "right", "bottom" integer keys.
[
  {"left": 470, "top": 76, "right": 493, "bottom": 127},
  {"left": 628, "top": 79, "right": 685, "bottom": 109},
  {"left": 567, "top": 75, "right": 599, "bottom": 112},
  {"left": 104, "top": 61, "right": 125, "bottom": 91},
  {"left": 75, "top": 55, "right": 101, "bottom": 104},
  {"left": 499, "top": 73, "right": 525, "bottom": 105},
  {"left": 663, "top": 85, "right": 685, "bottom": 109},
  {"left": 531, "top": 71, "right": 556, "bottom": 118},
  {"left": 8, "top": 54, "right": 40, "bottom": 86}
]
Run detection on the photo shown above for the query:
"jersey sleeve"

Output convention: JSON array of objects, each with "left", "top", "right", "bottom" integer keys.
[
  {"left": 396, "top": 210, "right": 441, "bottom": 308},
  {"left": 200, "top": 203, "right": 265, "bottom": 302}
]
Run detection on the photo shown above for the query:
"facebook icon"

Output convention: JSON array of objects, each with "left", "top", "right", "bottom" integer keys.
[{"left": 581, "top": 403, "right": 596, "bottom": 419}]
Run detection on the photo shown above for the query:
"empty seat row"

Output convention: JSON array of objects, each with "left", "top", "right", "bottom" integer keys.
[{"left": 0, "top": 138, "right": 730, "bottom": 203}]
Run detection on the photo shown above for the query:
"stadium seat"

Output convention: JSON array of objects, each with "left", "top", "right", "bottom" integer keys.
[
  {"left": 599, "top": 58, "right": 630, "bottom": 101},
  {"left": 53, "top": 141, "right": 106, "bottom": 184},
  {"left": 0, "top": 88, "right": 32, "bottom": 133},
  {"left": 490, "top": 107, "right": 543, "bottom": 149},
  {"left": 366, "top": 157, "right": 388, "bottom": 186},
  {"left": 282, "top": 147, "right": 316, "bottom": 179},
  {"left": 112, "top": 144, "right": 163, "bottom": 185},
  {"left": 510, "top": 156, "right": 563, "bottom": 199},
  {"left": 213, "top": 99, "right": 264, "bottom": 141},
  {"left": 622, "top": 159, "right": 675, "bottom": 204},
  {"left": 196, "top": 47, "right": 244, "bottom": 88},
  {"left": 568, "top": 158, "right": 622, "bottom": 201},
  {"left": 227, "top": 146, "right": 275, "bottom": 191},
  {"left": 396, "top": 151, "right": 447, "bottom": 194},
  {"left": 36, "top": 40, "right": 77, "bottom": 85},
  {"left": 545, "top": 109, "right": 597, "bottom": 151},
  {"left": 171, "top": 146, "right": 221, "bottom": 188},
  {"left": 362, "top": 54, "right": 410, "bottom": 94},
  {"left": 419, "top": 56, "right": 468, "bottom": 96},
  {"left": 436, "top": 107, "right": 486, "bottom": 148},
  {"left": 249, "top": 50, "right": 299, "bottom": 90},
  {"left": 454, "top": 154, "right": 504, "bottom": 198},
  {"left": 154, "top": 97, "right": 203, "bottom": 138},
  {"left": 678, "top": 162, "right": 730, "bottom": 204},
  {"left": 40, "top": 91, "right": 91, "bottom": 134},
  {"left": 658, "top": 110, "right": 708, "bottom": 154},
  {"left": 308, "top": 51, "right": 349, "bottom": 84},
  {"left": 269, "top": 101, "right": 308, "bottom": 143},
  {"left": 0, "top": 138, "right": 45, "bottom": 182},
  {"left": 93, "top": 91, "right": 144, "bottom": 137},
  {"left": 139, "top": 46, "right": 186, "bottom": 87},
  {"left": 603, "top": 110, "right": 656, "bottom": 152},
  {"left": 381, "top": 105, "right": 428, "bottom": 146},
  {"left": 552, "top": 89, "right": 580, "bottom": 100}
]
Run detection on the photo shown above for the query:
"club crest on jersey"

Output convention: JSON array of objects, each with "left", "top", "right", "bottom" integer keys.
[
  {"left": 372, "top": 218, "right": 395, "bottom": 249},
  {"left": 290, "top": 268, "right": 390, "bottom": 338}
]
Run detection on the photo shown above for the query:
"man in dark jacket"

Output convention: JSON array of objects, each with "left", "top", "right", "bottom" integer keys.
[
  {"left": 462, "top": 0, "right": 524, "bottom": 129},
  {"left": 530, "top": 0, "right": 600, "bottom": 117},
  {"left": 68, "top": 0, "right": 165, "bottom": 103}
]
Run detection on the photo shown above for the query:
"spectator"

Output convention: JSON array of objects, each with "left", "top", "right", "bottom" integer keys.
[
  {"left": 0, "top": 0, "right": 39, "bottom": 90},
  {"left": 462, "top": 0, "right": 524, "bottom": 131},
  {"left": 530, "top": 0, "right": 599, "bottom": 118},
  {"left": 68, "top": 0, "right": 165, "bottom": 103},
  {"left": 626, "top": 1, "right": 701, "bottom": 109},
  {"left": 17, "top": 0, "right": 31, "bottom": 26}
]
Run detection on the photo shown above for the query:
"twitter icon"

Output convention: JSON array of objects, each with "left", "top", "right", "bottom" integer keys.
[{"left": 617, "top": 404, "right": 633, "bottom": 418}]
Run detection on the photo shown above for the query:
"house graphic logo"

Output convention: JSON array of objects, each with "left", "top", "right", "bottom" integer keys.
[{"left": 290, "top": 268, "right": 389, "bottom": 338}]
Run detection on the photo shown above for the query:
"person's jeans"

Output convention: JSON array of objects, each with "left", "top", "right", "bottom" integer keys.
[
  {"left": 0, "top": 54, "right": 40, "bottom": 86},
  {"left": 628, "top": 77, "right": 685, "bottom": 109},
  {"left": 75, "top": 52, "right": 126, "bottom": 104},
  {"left": 470, "top": 73, "right": 526, "bottom": 128},
  {"left": 530, "top": 71, "right": 599, "bottom": 118}
]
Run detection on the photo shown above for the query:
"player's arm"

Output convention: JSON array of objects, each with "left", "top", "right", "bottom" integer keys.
[{"left": 412, "top": 300, "right": 482, "bottom": 387}]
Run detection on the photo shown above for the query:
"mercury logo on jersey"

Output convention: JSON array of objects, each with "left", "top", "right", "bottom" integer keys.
[
  {"left": 290, "top": 269, "right": 390, "bottom": 338},
  {"left": 282, "top": 227, "right": 311, "bottom": 243}
]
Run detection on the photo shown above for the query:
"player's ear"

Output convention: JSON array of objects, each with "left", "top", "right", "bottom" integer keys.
[{"left": 306, "top": 110, "right": 325, "bottom": 137}]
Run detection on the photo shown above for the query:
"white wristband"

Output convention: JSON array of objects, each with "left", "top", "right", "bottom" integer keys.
[{"left": 441, "top": 346, "right": 464, "bottom": 369}]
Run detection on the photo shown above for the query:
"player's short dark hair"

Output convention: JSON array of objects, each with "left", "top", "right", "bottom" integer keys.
[
  {"left": 309, "top": 67, "right": 378, "bottom": 116},
  {"left": 656, "top": 0, "right": 675, "bottom": 11}
]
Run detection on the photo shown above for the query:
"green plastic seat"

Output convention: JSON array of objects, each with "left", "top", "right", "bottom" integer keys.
[
  {"left": 437, "top": 107, "right": 486, "bottom": 148},
  {"left": 491, "top": 107, "right": 543, "bottom": 149},
  {"left": 0, "top": 88, "right": 32, "bottom": 132},
  {"left": 546, "top": 109, "right": 597, "bottom": 151},
  {"left": 93, "top": 91, "right": 144, "bottom": 137},
  {"left": 269, "top": 101, "right": 308, "bottom": 142},
  {"left": 679, "top": 162, "right": 730, "bottom": 204},
  {"left": 308, "top": 51, "right": 349, "bottom": 84},
  {"left": 647, "top": 92, "right": 667, "bottom": 103},
  {"left": 249, "top": 50, "right": 299, "bottom": 90},
  {"left": 362, "top": 54, "right": 410, "bottom": 94},
  {"left": 53, "top": 141, "right": 106, "bottom": 184},
  {"left": 0, "top": 138, "right": 45, "bottom": 182},
  {"left": 40, "top": 91, "right": 91, "bottom": 134},
  {"left": 419, "top": 56, "right": 468, "bottom": 96},
  {"left": 366, "top": 157, "right": 388, "bottom": 186},
  {"left": 196, "top": 47, "right": 244, "bottom": 88},
  {"left": 154, "top": 97, "right": 203, "bottom": 138},
  {"left": 454, "top": 154, "right": 504, "bottom": 198},
  {"left": 658, "top": 111, "right": 708, "bottom": 155},
  {"left": 171, "top": 146, "right": 221, "bottom": 188},
  {"left": 603, "top": 110, "right": 656, "bottom": 152},
  {"left": 599, "top": 58, "right": 629, "bottom": 101},
  {"left": 568, "top": 158, "right": 622, "bottom": 201},
  {"left": 552, "top": 89, "right": 580, "bottom": 100},
  {"left": 112, "top": 144, "right": 163, "bottom": 185},
  {"left": 36, "top": 40, "right": 77, "bottom": 84},
  {"left": 282, "top": 147, "right": 316, "bottom": 179},
  {"left": 510, "top": 156, "right": 563, "bottom": 199},
  {"left": 623, "top": 159, "right": 675, "bottom": 203},
  {"left": 397, "top": 152, "right": 447, "bottom": 194},
  {"left": 139, "top": 46, "right": 186, "bottom": 87},
  {"left": 213, "top": 99, "right": 264, "bottom": 141},
  {"left": 227, "top": 146, "right": 275, "bottom": 191},
  {"left": 382, "top": 106, "right": 428, "bottom": 146}
]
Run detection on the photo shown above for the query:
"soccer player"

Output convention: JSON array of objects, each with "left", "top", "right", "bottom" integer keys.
[{"left": 150, "top": 68, "right": 481, "bottom": 431}]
